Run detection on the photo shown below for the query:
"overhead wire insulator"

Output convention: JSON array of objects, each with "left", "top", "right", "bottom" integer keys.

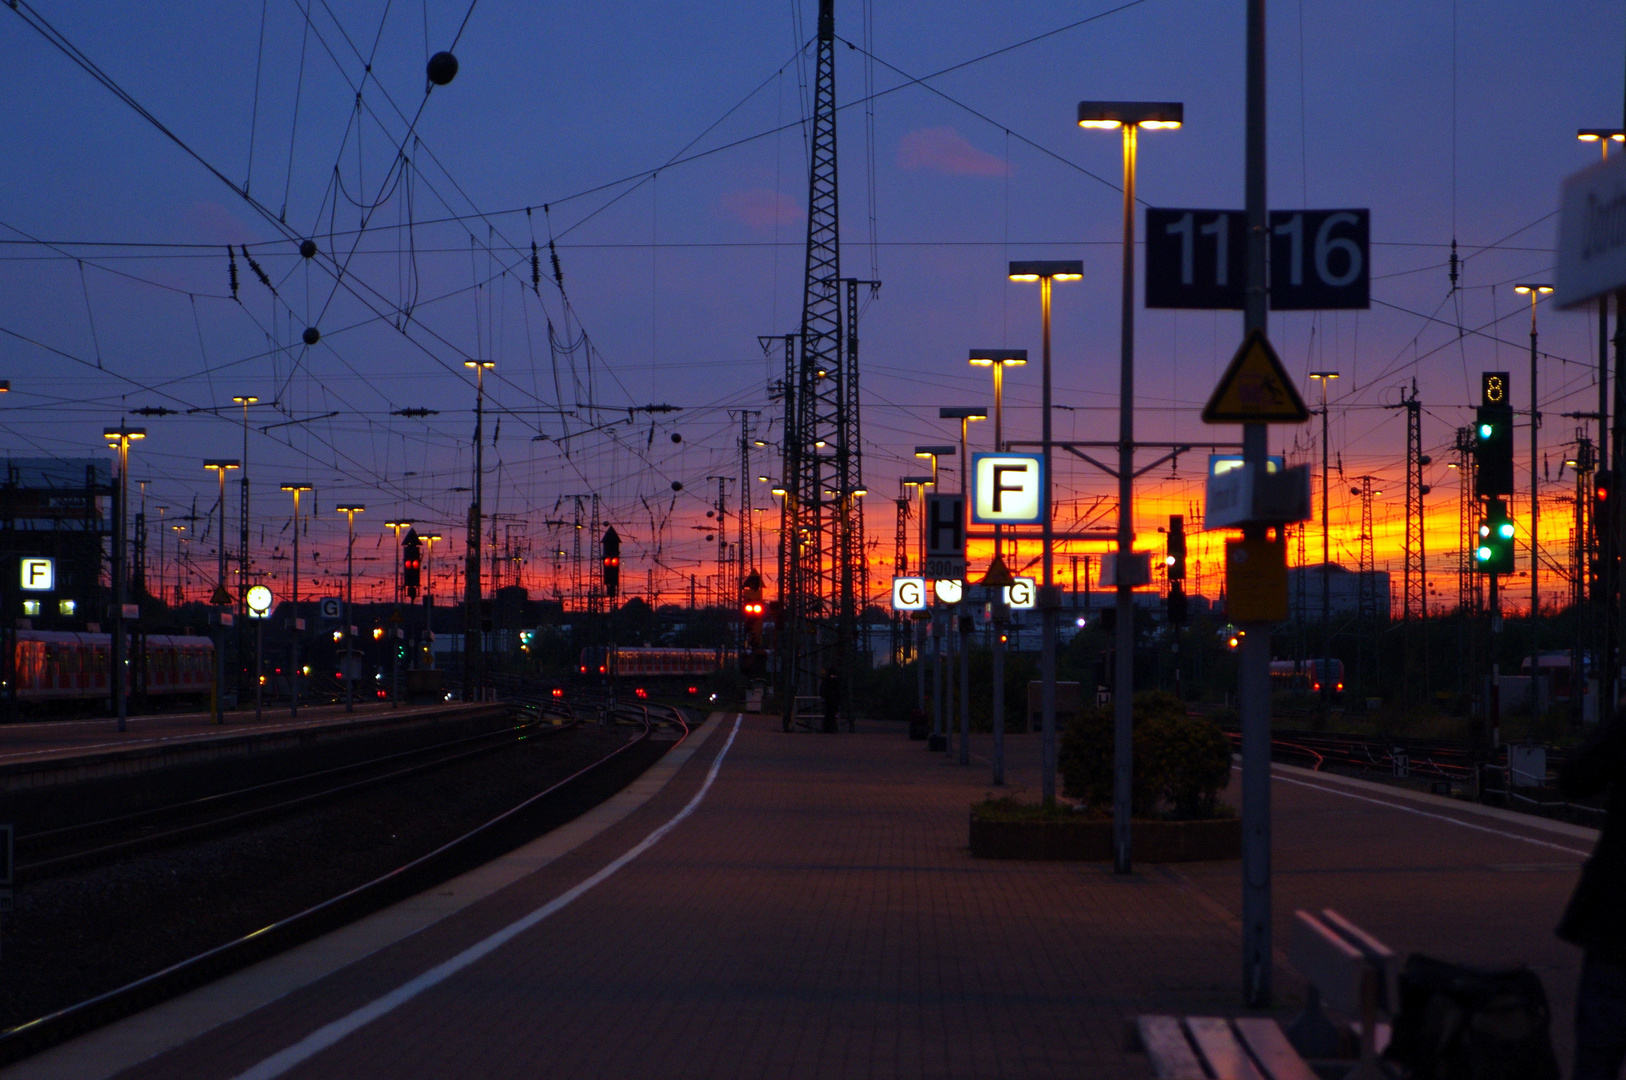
[
  {"left": 549, "top": 239, "right": 564, "bottom": 288},
  {"left": 228, "top": 247, "right": 239, "bottom": 300},
  {"left": 242, "top": 245, "right": 275, "bottom": 295},
  {"left": 1448, "top": 237, "right": 1459, "bottom": 294},
  {"left": 531, "top": 241, "right": 541, "bottom": 292}
]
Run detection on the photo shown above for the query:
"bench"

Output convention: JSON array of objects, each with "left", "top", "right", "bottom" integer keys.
[{"left": 1130, "top": 909, "right": 1395, "bottom": 1080}]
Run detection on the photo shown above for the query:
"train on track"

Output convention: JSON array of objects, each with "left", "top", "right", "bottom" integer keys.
[
  {"left": 578, "top": 646, "right": 727, "bottom": 680},
  {"left": 12, "top": 630, "right": 214, "bottom": 706},
  {"left": 1268, "top": 658, "right": 1345, "bottom": 699}
]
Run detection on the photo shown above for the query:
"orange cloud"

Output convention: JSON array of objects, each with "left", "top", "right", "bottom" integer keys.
[
  {"left": 718, "top": 188, "right": 803, "bottom": 229},
  {"left": 896, "top": 126, "right": 1009, "bottom": 177}
]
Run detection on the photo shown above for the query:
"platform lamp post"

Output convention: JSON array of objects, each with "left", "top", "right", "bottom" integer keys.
[
  {"left": 204, "top": 459, "right": 240, "bottom": 725},
  {"left": 464, "top": 360, "right": 495, "bottom": 704},
  {"left": 104, "top": 424, "right": 146, "bottom": 732},
  {"left": 901, "top": 475, "right": 935, "bottom": 716},
  {"left": 423, "top": 532, "right": 442, "bottom": 665},
  {"left": 1007, "top": 261, "right": 1083, "bottom": 808},
  {"left": 1308, "top": 372, "right": 1338, "bottom": 714},
  {"left": 1515, "top": 284, "right": 1553, "bottom": 675},
  {"left": 337, "top": 505, "right": 365, "bottom": 712},
  {"left": 232, "top": 395, "right": 260, "bottom": 693},
  {"left": 916, "top": 445, "right": 956, "bottom": 751},
  {"left": 280, "top": 483, "right": 313, "bottom": 717},
  {"left": 386, "top": 519, "right": 413, "bottom": 707},
  {"left": 970, "top": 349, "right": 1027, "bottom": 784},
  {"left": 1077, "top": 98, "right": 1181, "bottom": 855},
  {"left": 941, "top": 408, "right": 986, "bottom": 766}
]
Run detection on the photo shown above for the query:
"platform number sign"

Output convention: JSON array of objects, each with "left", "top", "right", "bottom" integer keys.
[
  {"left": 1146, "top": 209, "right": 1247, "bottom": 309},
  {"left": 1482, "top": 371, "right": 1509, "bottom": 406},
  {"left": 1145, "top": 207, "right": 1369, "bottom": 310},
  {"left": 1267, "top": 210, "right": 1369, "bottom": 310}
]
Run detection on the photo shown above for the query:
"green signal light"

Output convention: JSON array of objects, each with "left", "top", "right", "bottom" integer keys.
[
  {"left": 1498, "top": 522, "right": 1515, "bottom": 538},
  {"left": 1476, "top": 545, "right": 1493, "bottom": 561},
  {"left": 1479, "top": 423, "right": 1494, "bottom": 438}
]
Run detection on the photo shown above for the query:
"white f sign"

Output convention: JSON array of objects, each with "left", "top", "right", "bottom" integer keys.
[
  {"left": 891, "top": 577, "right": 926, "bottom": 611},
  {"left": 19, "top": 558, "right": 53, "bottom": 592},
  {"left": 972, "top": 454, "right": 1044, "bottom": 524}
]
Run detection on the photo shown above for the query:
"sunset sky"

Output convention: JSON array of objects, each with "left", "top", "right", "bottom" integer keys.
[{"left": 2, "top": 1, "right": 1622, "bottom": 614}]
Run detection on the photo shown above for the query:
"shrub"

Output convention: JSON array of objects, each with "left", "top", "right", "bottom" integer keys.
[{"left": 1058, "top": 691, "right": 1233, "bottom": 818}]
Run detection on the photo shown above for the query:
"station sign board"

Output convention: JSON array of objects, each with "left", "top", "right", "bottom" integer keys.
[
  {"left": 19, "top": 558, "right": 53, "bottom": 592},
  {"left": 924, "top": 493, "right": 966, "bottom": 579},
  {"left": 1556, "top": 153, "right": 1626, "bottom": 309},
  {"left": 971, "top": 454, "right": 1044, "bottom": 525},
  {"left": 891, "top": 577, "right": 926, "bottom": 611}
]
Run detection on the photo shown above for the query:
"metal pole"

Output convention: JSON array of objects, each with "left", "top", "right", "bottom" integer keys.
[
  {"left": 255, "top": 614, "right": 263, "bottom": 722},
  {"left": 992, "top": 362, "right": 1006, "bottom": 784},
  {"left": 216, "top": 468, "right": 227, "bottom": 725},
  {"left": 1321, "top": 389, "right": 1332, "bottom": 713},
  {"left": 1041, "top": 274, "right": 1059, "bottom": 806},
  {"left": 290, "top": 488, "right": 301, "bottom": 719},
  {"left": 1112, "top": 123, "right": 1138, "bottom": 865},
  {"left": 345, "top": 513, "right": 355, "bottom": 713},
  {"left": 1240, "top": 0, "right": 1274, "bottom": 1009},
  {"left": 1530, "top": 301, "right": 1541, "bottom": 690},
  {"left": 959, "top": 419, "right": 971, "bottom": 765},
  {"left": 114, "top": 439, "right": 127, "bottom": 731}
]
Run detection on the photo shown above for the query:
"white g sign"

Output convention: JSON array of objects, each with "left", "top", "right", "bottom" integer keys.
[
  {"left": 891, "top": 577, "right": 926, "bottom": 611},
  {"left": 1004, "top": 577, "right": 1036, "bottom": 610}
]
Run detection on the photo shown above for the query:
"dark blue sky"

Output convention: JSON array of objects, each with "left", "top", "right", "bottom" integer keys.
[{"left": 2, "top": 1, "right": 1623, "bottom": 603}]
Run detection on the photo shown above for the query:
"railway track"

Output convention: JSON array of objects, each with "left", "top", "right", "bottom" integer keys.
[
  {"left": 0, "top": 697, "right": 694, "bottom": 1064},
  {"left": 15, "top": 701, "right": 575, "bottom": 880}
]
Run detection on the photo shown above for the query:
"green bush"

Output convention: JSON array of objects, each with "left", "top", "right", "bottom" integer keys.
[{"left": 1058, "top": 690, "right": 1233, "bottom": 818}]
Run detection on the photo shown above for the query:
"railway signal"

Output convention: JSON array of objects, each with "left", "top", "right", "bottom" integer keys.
[
  {"left": 1594, "top": 471, "right": 1615, "bottom": 603},
  {"left": 601, "top": 527, "right": 620, "bottom": 598},
  {"left": 402, "top": 528, "right": 422, "bottom": 597},
  {"left": 1474, "top": 372, "right": 1514, "bottom": 497},
  {"left": 1475, "top": 498, "right": 1516, "bottom": 575},
  {"left": 741, "top": 571, "right": 765, "bottom": 673}
]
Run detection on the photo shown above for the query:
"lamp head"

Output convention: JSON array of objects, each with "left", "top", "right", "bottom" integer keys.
[
  {"left": 464, "top": 360, "right": 495, "bottom": 370},
  {"left": 204, "top": 459, "right": 241, "bottom": 471},
  {"left": 232, "top": 395, "right": 260, "bottom": 404},
  {"left": 1308, "top": 371, "right": 1339, "bottom": 381},
  {"left": 1008, "top": 260, "right": 1084, "bottom": 282},
  {"left": 1513, "top": 283, "right": 1554, "bottom": 295},
  {"left": 1077, "top": 100, "right": 1183, "bottom": 129},
  {"left": 969, "top": 349, "right": 1028, "bottom": 367},
  {"left": 336, "top": 504, "right": 365, "bottom": 514},
  {"left": 915, "top": 445, "right": 956, "bottom": 459},
  {"left": 939, "top": 407, "right": 988, "bottom": 421},
  {"left": 1578, "top": 129, "right": 1626, "bottom": 143}
]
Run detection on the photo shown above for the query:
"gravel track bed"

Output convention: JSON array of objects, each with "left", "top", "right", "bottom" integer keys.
[{"left": 0, "top": 722, "right": 643, "bottom": 1032}]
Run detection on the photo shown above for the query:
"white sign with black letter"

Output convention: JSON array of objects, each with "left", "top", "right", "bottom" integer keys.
[
  {"left": 924, "top": 493, "right": 966, "bottom": 578},
  {"left": 891, "top": 577, "right": 926, "bottom": 611},
  {"left": 1557, "top": 153, "right": 1626, "bottom": 309},
  {"left": 319, "top": 597, "right": 342, "bottom": 620},
  {"left": 972, "top": 454, "right": 1044, "bottom": 524},
  {"left": 19, "top": 558, "right": 53, "bottom": 592}
]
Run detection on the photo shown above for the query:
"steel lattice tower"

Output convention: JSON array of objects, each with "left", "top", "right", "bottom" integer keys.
[
  {"left": 1400, "top": 383, "right": 1425, "bottom": 622},
  {"left": 780, "top": 0, "right": 857, "bottom": 727},
  {"left": 1351, "top": 474, "right": 1377, "bottom": 690},
  {"left": 893, "top": 489, "right": 910, "bottom": 664},
  {"left": 1455, "top": 426, "right": 1480, "bottom": 615}
]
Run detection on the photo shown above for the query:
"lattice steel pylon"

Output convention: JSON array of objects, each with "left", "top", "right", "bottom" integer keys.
[
  {"left": 1399, "top": 382, "right": 1425, "bottom": 622},
  {"left": 893, "top": 486, "right": 910, "bottom": 664},
  {"left": 1455, "top": 426, "right": 1479, "bottom": 615},
  {"left": 779, "top": 0, "right": 862, "bottom": 730}
]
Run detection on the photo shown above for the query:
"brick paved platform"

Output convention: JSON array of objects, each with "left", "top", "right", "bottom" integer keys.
[{"left": 9, "top": 714, "right": 1596, "bottom": 1080}]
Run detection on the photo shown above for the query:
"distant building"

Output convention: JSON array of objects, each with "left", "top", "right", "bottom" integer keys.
[{"left": 1287, "top": 562, "right": 1390, "bottom": 621}]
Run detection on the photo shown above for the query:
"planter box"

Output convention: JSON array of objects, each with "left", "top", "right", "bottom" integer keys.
[{"left": 969, "top": 813, "right": 1241, "bottom": 862}]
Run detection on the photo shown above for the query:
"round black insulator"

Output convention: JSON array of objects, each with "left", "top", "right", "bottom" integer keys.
[
  {"left": 705, "top": 534, "right": 714, "bottom": 542},
  {"left": 299, "top": 239, "right": 317, "bottom": 259},
  {"left": 427, "top": 51, "right": 459, "bottom": 86},
  {"left": 302, "top": 327, "right": 320, "bottom": 346},
  {"left": 671, "top": 481, "right": 683, "bottom": 492},
  {"left": 670, "top": 433, "right": 682, "bottom": 443},
  {"left": 706, "top": 510, "right": 715, "bottom": 518}
]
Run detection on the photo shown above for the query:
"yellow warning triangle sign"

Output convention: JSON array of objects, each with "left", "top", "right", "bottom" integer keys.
[
  {"left": 980, "top": 556, "right": 1015, "bottom": 588},
  {"left": 1201, "top": 329, "right": 1310, "bottom": 424},
  {"left": 210, "top": 584, "right": 233, "bottom": 606}
]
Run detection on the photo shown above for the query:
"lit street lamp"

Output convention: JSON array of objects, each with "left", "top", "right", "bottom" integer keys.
[
  {"left": 337, "top": 505, "right": 365, "bottom": 712},
  {"left": 464, "top": 360, "right": 494, "bottom": 702},
  {"left": 1007, "top": 260, "right": 1082, "bottom": 809},
  {"left": 204, "top": 459, "right": 240, "bottom": 725},
  {"left": 280, "top": 483, "right": 313, "bottom": 717},
  {"left": 104, "top": 424, "right": 146, "bottom": 731},
  {"left": 1076, "top": 97, "right": 1181, "bottom": 863},
  {"left": 386, "top": 519, "right": 414, "bottom": 707},
  {"left": 969, "top": 349, "right": 1027, "bottom": 785},
  {"left": 1514, "top": 283, "right": 1553, "bottom": 636},
  {"left": 941, "top": 408, "right": 986, "bottom": 767},
  {"left": 1308, "top": 372, "right": 1338, "bottom": 711}
]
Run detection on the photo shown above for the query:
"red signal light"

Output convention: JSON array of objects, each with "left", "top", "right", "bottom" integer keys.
[
  {"left": 635, "top": 687, "right": 648, "bottom": 699},
  {"left": 552, "top": 688, "right": 564, "bottom": 698},
  {"left": 687, "top": 685, "right": 698, "bottom": 694}
]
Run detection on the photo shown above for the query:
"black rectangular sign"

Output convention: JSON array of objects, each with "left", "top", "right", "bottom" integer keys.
[
  {"left": 1267, "top": 209, "right": 1370, "bottom": 310},
  {"left": 1145, "top": 207, "right": 1370, "bottom": 311},
  {"left": 1145, "top": 208, "right": 1246, "bottom": 309}
]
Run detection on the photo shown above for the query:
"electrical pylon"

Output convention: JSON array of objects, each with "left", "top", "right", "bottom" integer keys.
[{"left": 1455, "top": 426, "right": 1479, "bottom": 615}]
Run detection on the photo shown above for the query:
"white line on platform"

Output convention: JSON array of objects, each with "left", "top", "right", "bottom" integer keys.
[
  {"left": 229, "top": 713, "right": 745, "bottom": 1080},
  {"left": 1269, "top": 771, "right": 1592, "bottom": 858}
]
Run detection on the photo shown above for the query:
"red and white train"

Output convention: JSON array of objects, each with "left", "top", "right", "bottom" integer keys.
[
  {"left": 578, "top": 646, "right": 725, "bottom": 679},
  {"left": 12, "top": 630, "right": 214, "bottom": 704}
]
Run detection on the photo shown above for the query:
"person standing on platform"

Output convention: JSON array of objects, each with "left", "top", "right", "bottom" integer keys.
[
  {"left": 820, "top": 666, "right": 840, "bottom": 734},
  {"left": 1557, "top": 712, "right": 1626, "bottom": 1080}
]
